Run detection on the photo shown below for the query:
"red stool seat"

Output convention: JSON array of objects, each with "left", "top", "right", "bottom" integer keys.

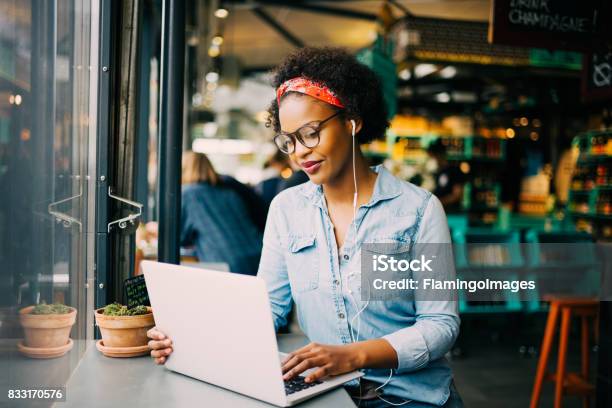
[{"left": 530, "top": 296, "right": 599, "bottom": 408}]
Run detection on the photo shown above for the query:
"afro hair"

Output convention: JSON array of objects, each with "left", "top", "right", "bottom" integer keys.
[{"left": 266, "top": 47, "right": 389, "bottom": 144}]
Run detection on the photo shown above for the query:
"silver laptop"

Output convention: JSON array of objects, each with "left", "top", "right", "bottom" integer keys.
[{"left": 142, "top": 261, "right": 363, "bottom": 407}]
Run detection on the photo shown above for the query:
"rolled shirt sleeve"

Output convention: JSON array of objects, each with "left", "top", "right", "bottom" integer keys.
[
  {"left": 257, "top": 197, "right": 293, "bottom": 332},
  {"left": 383, "top": 195, "right": 460, "bottom": 373},
  {"left": 383, "top": 308, "right": 460, "bottom": 373}
]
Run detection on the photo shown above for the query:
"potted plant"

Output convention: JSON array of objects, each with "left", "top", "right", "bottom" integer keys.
[
  {"left": 95, "top": 303, "right": 154, "bottom": 357},
  {"left": 18, "top": 303, "right": 77, "bottom": 358}
]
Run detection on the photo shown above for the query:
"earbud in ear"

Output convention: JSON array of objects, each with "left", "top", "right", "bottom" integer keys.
[{"left": 351, "top": 120, "right": 356, "bottom": 137}]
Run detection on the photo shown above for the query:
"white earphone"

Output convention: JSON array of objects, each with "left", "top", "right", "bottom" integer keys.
[
  {"left": 348, "top": 117, "right": 368, "bottom": 344},
  {"left": 347, "top": 117, "right": 411, "bottom": 406},
  {"left": 350, "top": 120, "right": 357, "bottom": 210}
]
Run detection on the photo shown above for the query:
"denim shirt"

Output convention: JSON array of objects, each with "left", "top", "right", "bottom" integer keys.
[
  {"left": 257, "top": 165, "right": 459, "bottom": 406},
  {"left": 181, "top": 181, "right": 263, "bottom": 275}
]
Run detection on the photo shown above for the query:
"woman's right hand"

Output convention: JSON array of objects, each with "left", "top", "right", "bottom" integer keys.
[{"left": 147, "top": 327, "right": 173, "bottom": 365}]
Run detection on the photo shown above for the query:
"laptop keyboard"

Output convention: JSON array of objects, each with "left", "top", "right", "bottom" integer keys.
[{"left": 284, "top": 376, "right": 323, "bottom": 395}]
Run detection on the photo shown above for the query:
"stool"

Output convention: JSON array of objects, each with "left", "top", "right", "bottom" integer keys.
[{"left": 530, "top": 296, "right": 599, "bottom": 408}]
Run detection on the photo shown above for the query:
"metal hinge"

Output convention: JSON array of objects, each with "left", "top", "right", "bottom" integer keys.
[
  {"left": 107, "top": 187, "right": 143, "bottom": 233},
  {"left": 48, "top": 183, "right": 83, "bottom": 231}
]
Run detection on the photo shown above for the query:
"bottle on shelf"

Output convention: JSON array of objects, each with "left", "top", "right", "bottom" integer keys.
[
  {"left": 596, "top": 164, "right": 609, "bottom": 186},
  {"left": 597, "top": 192, "right": 611, "bottom": 215}
]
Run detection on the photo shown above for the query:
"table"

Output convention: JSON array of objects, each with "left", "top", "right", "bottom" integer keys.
[
  {"left": 1, "top": 339, "right": 87, "bottom": 408},
  {"left": 59, "top": 334, "right": 356, "bottom": 407}
]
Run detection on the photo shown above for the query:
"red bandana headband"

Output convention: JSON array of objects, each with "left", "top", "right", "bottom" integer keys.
[{"left": 276, "top": 77, "right": 345, "bottom": 108}]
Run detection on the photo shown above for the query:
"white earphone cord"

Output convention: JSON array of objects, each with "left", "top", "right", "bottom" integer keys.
[
  {"left": 348, "top": 120, "right": 411, "bottom": 406},
  {"left": 349, "top": 119, "right": 365, "bottom": 344}
]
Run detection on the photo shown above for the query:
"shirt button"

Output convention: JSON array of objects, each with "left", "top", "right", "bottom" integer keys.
[
  {"left": 343, "top": 254, "right": 349, "bottom": 260},
  {"left": 333, "top": 279, "right": 340, "bottom": 285},
  {"left": 338, "top": 312, "right": 345, "bottom": 319}
]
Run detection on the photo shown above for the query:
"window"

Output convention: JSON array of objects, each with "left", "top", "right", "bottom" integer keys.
[{"left": 0, "top": 0, "right": 98, "bottom": 385}]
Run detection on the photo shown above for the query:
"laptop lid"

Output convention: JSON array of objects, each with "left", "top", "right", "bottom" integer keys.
[{"left": 142, "top": 261, "right": 287, "bottom": 406}]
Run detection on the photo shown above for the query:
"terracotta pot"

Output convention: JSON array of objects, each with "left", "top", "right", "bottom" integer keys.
[
  {"left": 94, "top": 307, "right": 154, "bottom": 348},
  {"left": 19, "top": 306, "right": 77, "bottom": 348}
]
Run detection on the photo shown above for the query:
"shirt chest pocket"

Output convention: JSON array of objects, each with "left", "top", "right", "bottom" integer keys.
[
  {"left": 368, "top": 236, "right": 413, "bottom": 255},
  {"left": 285, "top": 235, "right": 319, "bottom": 293},
  {"left": 365, "top": 236, "right": 415, "bottom": 291}
]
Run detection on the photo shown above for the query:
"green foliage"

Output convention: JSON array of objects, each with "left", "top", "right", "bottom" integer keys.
[
  {"left": 30, "top": 303, "right": 71, "bottom": 315},
  {"left": 102, "top": 303, "right": 149, "bottom": 316}
]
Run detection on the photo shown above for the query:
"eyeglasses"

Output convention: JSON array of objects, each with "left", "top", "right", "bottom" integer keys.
[{"left": 274, "top": 111, "right": 342, "bottom": 154}]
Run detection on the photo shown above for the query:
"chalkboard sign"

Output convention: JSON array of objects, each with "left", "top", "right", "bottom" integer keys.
[
  {"left": 582, "top": 49, "right": 612, "bottom": 101},
  {"left": 488, "top": 0, "right": 605, "bottom": 51},
  {"left": 124, "top": 275, "right": 150, "bottom": 308}
]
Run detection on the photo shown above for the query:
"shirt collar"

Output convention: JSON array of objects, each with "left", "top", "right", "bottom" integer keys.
[{"left": 298, "top": 165, "right": 402, "bottom": 209}]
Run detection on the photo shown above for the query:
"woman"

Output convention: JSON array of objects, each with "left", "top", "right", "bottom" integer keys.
[
  {"left": 180, "top": 151, "right": 263, "bottom": 275},
  {"left": 149, "top": 48, "right": 462, "bottom": 407}
]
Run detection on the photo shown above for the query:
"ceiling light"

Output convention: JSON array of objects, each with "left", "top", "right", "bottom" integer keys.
[
  {"left": 214, "top": 8, "right": 229, "bottom": 19},
  {"left": 435, "top": 92, "right": 451, "bottom": 103},
  {"left": 520, "top": 117, "right": 529, "bottom": 126},
  {"left": 208, "top": 45, "right": 220, "bottom": 58},
  {"left": 414, "top": 63, "right": 437, "bottom": 78},
  {"left": 398, "top": 68, "right": 411, "bottom": 81},
  {"left": 506, "top": 128, "right": 515, "bottom": 138},
  {"left": 205, "top": 72, "right": 219, "bottom": 83},
  {"left": 439, "top": 66, "right": 457, "bottom": 79},
  {"left": 192, "top": 93, "right": 203, "bottom": 106},
  {"left": 212, "top": 35, "right": 224, "bottom": 46},
  {"left": 193, "top": 138, "right": 254, "bottom": 155}
]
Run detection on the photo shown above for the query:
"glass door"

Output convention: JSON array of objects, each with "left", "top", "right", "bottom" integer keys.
[{"left": 0, "top": 0, "right": 99, "bottom": 394}]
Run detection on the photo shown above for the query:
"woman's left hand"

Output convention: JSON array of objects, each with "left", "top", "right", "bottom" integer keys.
[{"left": 281, "top": 342, "right": 365, "bottom": 383}]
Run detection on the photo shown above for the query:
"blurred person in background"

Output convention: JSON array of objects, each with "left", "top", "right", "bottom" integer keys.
[
  {"left": 255, "top": 149, "right": 292, "bottom": 208},
  {"left": 180, "top": 151, "right": 264, "bottom": 275},
  {"left": 258, "top": 149, "right": 310, "bottom": 200},
  {"left": 427, "top": 139, "right": 465, "bottom": 212}
]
